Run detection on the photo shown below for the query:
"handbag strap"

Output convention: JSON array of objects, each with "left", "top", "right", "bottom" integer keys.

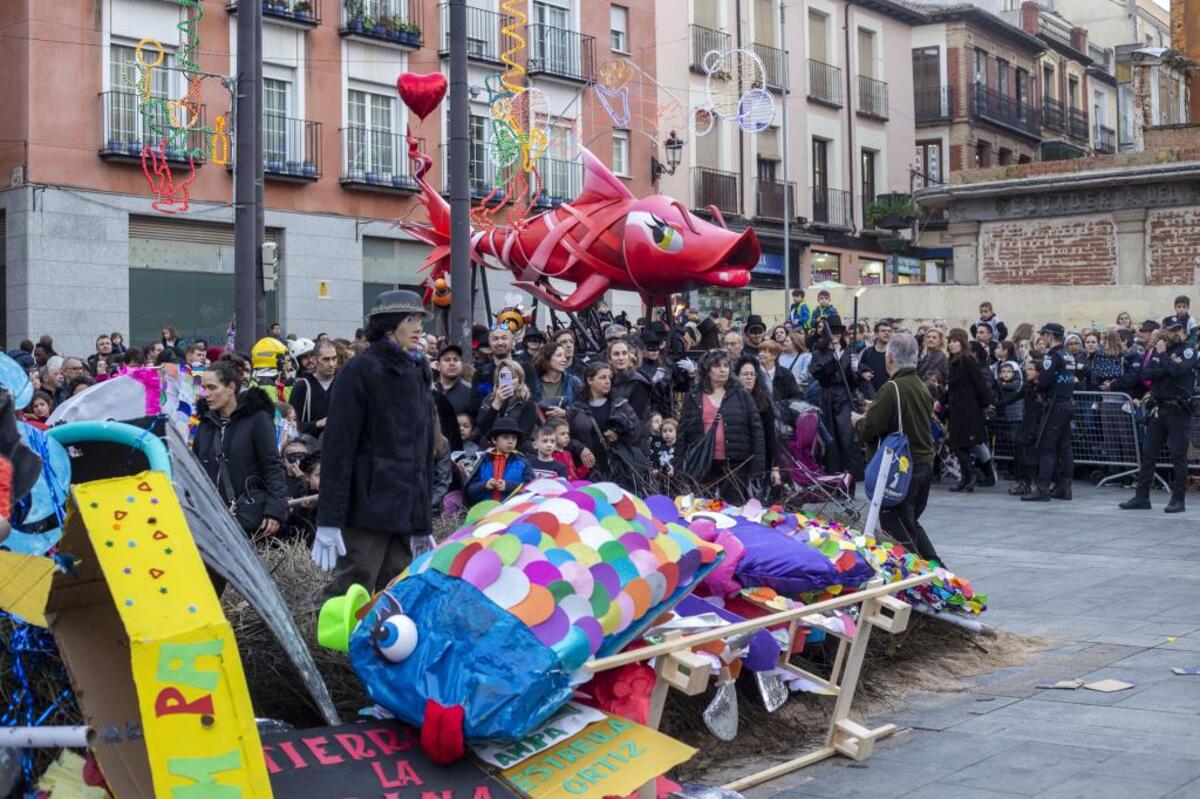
[{"left": 892, "top": 380, "right": 904, "bottom": 436}]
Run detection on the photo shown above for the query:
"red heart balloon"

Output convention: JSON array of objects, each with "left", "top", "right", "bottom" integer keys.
[{"left": 396, "top": 72, "right": 448, "bottom": 122}]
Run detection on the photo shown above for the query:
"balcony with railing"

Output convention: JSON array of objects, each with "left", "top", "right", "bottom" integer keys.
[
  {"left": 857, "top": 75, "right": 888, "bottom": 120},
  {"left": 810, "top": 186, "right": 852, "bottom": 230},
  {"left": 438, "top": 3, "right": 512, "bottom": 63},
  {"left": 227, "top": 0, "right": 321, "bottom": 27},
  {"left": 341, "top": 127, "right": 420, "bottom": 191},
  {"left": 1088, "top": 43, "right": 1113, "bottom": 74},
  {"left": 535, "top": 157, "right": 584, "bottom": 207},
  {"left": 261, "top": 115, "right": 321, "bottom": 180},
  {"left": 807, "top": 59, "right": 842, "bottom": 107},
  {"left": 340, "top": 0, "right": 423, "bottom": 48},
  {"left": 692, "top": 167, "right": 740, "bottom": 217},
  {"left": 100, "top": 90, "right": 209, "bottom": 163},
  {"left": 1036, "top": 12, "right": 1075, "bottom": 49},
  {"left": 690, "top": 25, "right": 731, "bottom": 74},
  {"left": 914, "top": 86, "right": 952, "bottom": 123},
  {"left": 1042, "top": 96, "right": 1065, "bottom": 132},
  {"left": 1068, "top": 107, "right": 1089, "bottom": 142},
  {"left": 437, "top": 144, "right": 500, "bottom": 198},
  {"left": 1094, "top": 123, "right": 1116, "bottom": 154},
  {"left": 755, "top": 178, "right": 795, "bottom": 221},
  {"left": 527, "top": 24, "right": 594, "bottom": 83},
  {"left": 971, "top": 83, "right": 1041, "bottom": 139},
  {"left": 752, "top": 42, "right": 787, "bottom": 92}
]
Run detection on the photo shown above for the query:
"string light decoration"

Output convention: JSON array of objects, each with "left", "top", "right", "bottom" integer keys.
[
  {"left": 695, "top": 48, "right": 776, "bottom": 135},
  {"left": 127, "top": 0, "right": 231, "bottom": 212},
  {"left": 141, "top": 139, "right": 197, "bottom": 215}
]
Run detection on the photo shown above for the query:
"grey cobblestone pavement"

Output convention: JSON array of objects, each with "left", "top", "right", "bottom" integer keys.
[{"left": 744, "top": 482, "right": 1200, "bottom": 799}]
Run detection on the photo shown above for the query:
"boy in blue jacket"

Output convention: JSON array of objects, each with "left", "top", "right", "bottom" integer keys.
[{"left": 464, "top": 417, "right": 535, "bottom": 504}]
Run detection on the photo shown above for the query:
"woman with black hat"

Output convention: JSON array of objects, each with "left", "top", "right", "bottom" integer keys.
[
  {"left": 945, "top": 328, "right": 994, "bottom": 493},
  {"left": 808, "top": 314, "right": 860, "bottom": 486},
  {"left": 312, "top": 289, "right": 435, "bottom": 596}
]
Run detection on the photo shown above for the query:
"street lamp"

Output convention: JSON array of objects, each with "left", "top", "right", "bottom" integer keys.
[{"left": 651, "top": 130, "right": 684, "bottom": 182}]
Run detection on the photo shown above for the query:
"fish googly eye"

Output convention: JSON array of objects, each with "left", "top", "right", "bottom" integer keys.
[{"left": 373, "top": 613, "right": 419, "bottom": 662}]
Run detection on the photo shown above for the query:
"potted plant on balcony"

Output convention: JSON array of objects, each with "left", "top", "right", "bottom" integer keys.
[
  {"left": 365, "top": 169, "right": 381, "bottom": 185},
  {"left": 294, "top": 0, "right": 312, "bottom": 20},
  {"left": 287, "top": 159, "right": 302, "bottom": 175},
  {"left": 345, "top": 0, "right": 365, "bottom": 31},
  {"left": 864, "top": 192, "right": 921, "bottom": 231},
  {"left": 391, "top": 172, "right": 411, "bottom": 189},
  {"left": 302, "top": 161, "right": 317, "bottom": 178},
  {"left": 373, "top": 12, "right": 388, "bottom": 37},
  {"left": 106, "top": 136, "right": 124, "bottom": 154},
  {"left": 399, "top": 22, "right": 421, "bottom": 46},
  {"left": 267, "top": 157, "right": 285, "bottom": 173},
  {"left": 128, "top": 141, "right": 144, "bottom": 157}
]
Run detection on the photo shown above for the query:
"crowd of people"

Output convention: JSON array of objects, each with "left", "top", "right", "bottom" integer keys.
[{"left": 9, "top": 287, "right": 1197, "bottom": 585}]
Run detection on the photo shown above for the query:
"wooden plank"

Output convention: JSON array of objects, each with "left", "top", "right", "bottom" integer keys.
[
  {"left": 586, "top": 574, "right": 934, "bottom": 673},
  {"left": 722, "top": 747, "right": 837, "bottom": 792}
]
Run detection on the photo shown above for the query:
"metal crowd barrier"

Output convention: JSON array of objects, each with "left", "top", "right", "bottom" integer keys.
[{"left": 986, "top": 390, "right": 1200, "bottom": 486}]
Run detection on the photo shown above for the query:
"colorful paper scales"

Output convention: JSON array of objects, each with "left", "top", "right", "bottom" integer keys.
[
  {"left": 346, "top": 479, "right": 723, "bottom": 743},
  {"left": 417, "top": 479, "right": 722, "bottom": 661}
]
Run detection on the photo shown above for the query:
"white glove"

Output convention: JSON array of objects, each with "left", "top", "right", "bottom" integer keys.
[
  {"left": 312, "top": 526, "right": 346, "bottom": 571},
  {"left": 409, "top": 535, "right": 436, "bottom": 558},
  {"left": 678, "top": 357, "right": 697, "bottom": 374}
]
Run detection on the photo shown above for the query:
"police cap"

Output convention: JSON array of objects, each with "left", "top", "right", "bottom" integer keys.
[
  {"left": 1039, "top": 322, "right": 1065, "bottom": 338},
  {"left": 1161, "top": 314, "right": 1187, "bottom": 331}
]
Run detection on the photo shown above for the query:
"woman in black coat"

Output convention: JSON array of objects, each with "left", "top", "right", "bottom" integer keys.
[
  {"left": 945, "top": 328, "right": 994, "bottom": 492},
  {"left": 807, "top": 316, "right": 859, "bottom": 483},
  {"left": 568, "top": 361, "right": 650, "bottom": 492},
  {"left": 475, "top": 359, "right": 540, "bottom": 449},
  {"left": 735, "top": 356, "right": 782, "bottom": 492},
  {"left": 607, "top": 338, "right": 653, "bottom": 421},
  {"left": 674, "top": 350, "right": 765, "bottom": 503},
  {"left": 193, "top": 360, "right": 289, "bottom": 538}
]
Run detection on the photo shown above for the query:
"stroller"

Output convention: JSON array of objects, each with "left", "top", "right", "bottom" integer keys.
[{"left": 777, "top": 400, "right": 860, "bottom": 519}]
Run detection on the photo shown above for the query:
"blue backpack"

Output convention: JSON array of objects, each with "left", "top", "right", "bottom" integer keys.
[{"left": 864, "top": 381, "right": 913, "bottom": 507}]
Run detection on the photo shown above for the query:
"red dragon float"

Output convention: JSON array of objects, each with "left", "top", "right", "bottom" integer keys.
[{"left": 399, "top": 134, "right": 761, "bottom": 312}]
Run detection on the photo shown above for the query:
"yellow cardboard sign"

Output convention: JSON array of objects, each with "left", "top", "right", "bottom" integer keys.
[
  {"left": 0, "top": 550, "right": 55, "bottom": 626},
  {"left": 501, "top": 715, "right": 695, "bottom": 799},
  {"left": 74, "top": 472, "right": 273, "bottom": 799}
]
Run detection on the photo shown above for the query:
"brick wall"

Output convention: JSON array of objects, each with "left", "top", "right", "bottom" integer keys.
[
  {"left": 953, "top": 145, "right": 1200, "bottom": 184},
  {"left": 1147, "top": 206, "right": 1200, "bottom": 284},
  {"left": 979, "top": 215, "right": 1117, "bottom": 285},
  {"left": 1144, "top": 124, "right": 1200, "bottom": 150}
]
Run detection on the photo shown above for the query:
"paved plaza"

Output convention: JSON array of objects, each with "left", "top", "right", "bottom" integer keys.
[{"left": 745, "top": 482, "right": 1200, "bottom": 799}]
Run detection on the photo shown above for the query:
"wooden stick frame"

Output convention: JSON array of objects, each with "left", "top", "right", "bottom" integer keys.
[{"left": 587, "top": 573, "right": 934, "bottom": 794}]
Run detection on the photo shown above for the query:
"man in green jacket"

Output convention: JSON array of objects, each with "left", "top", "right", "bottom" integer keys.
[{"left": 851, "top": 332, "right": 943, "bottom": 564}]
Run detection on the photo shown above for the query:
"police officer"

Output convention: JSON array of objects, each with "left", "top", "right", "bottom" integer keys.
[
  {"left": 1023, "top": 323, "right": 1075, "bottom": 502},
  {"left": 1119, "top": 315, "right": 1197, "bottom": 514}
]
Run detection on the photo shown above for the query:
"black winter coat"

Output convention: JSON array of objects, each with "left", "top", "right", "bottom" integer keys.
[
  {"left": 317, "top": 340, "right": 434, "bottom": 537},
  {"left": 613, "top": 368, "right": 653, "bottom": 421},
  {"left": 476, "top": 395, "right": 541, "bottom": 447},
  {"left": 568, "top": 395, "right": 649, "bottom": 491},
  {"left": 193, "top": 387, "right": 289, "bottom": 526},
  {"left": 946, "top": 356, "right": 993, "bottom": 449},
  {"left": 675, "top": 384, "right": 765, "bottom": 475},
  {"left": 289, "top": 374, "right": 335, "bottom": 436}
]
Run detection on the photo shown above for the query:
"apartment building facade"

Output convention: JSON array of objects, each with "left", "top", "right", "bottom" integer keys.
[
  {"left": 655, "top": 0, "right": 925, "bottom": 315},
  {"left": 0, "top": 0, "right": 655, "bottom": 354}
]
